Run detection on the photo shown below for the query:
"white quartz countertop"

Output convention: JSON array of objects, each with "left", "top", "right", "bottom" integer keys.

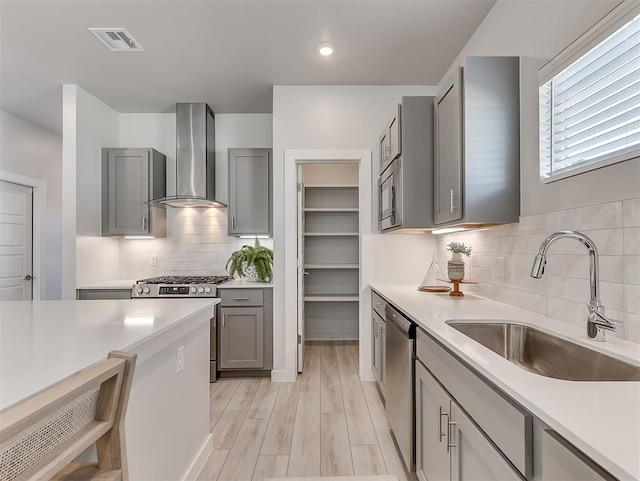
[
  {"left": 76, "top": 280, "right": 137, "bottom": 290},
  {"left": 370, "top": 283, "right": 640, "bottom": 481},
  {"left": 0, "top": 299, "right": 218, "bottom": 411},
  {"left": 218, "top": 279, "right": 273, "bottom": 288}
]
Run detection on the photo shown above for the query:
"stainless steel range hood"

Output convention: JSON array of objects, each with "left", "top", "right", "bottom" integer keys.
[{"left": 149, "top": 103, "right": 226, "bottom": 208}]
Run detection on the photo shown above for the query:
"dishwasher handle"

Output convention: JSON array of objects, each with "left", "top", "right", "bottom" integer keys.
[{"left": 385, "top": 304, "right": 415, "bottom": 338}]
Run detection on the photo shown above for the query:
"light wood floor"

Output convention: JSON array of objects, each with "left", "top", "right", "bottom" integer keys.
[{"left": 197, "top": 341, "right": 411, "bottom": 481}]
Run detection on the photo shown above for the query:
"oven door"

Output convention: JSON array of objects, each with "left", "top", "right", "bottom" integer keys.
[{"left": 378, "top": 159, "right": 401, "bottom": 231}]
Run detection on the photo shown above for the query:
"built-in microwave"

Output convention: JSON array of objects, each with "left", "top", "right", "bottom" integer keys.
[{"left": 378, "top": 158, "right": 401, "bottom": 231}]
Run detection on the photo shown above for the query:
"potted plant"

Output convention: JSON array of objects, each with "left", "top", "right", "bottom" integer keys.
[
  {"left": 446, "top": 242, "right": 472, "bottom": 281},
  {"left": 226, "top": 238, "right": 274, "bottom": 282}
]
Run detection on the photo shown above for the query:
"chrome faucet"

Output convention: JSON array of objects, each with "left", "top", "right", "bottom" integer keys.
[{"left": 530, "top": 230, "right": 616, "bottom": 341}]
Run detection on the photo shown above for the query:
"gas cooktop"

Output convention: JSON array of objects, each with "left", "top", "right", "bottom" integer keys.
[
  {"left": 136, "top": 275, "right": 233, "bottom": 285},
  {"left": 132, "top": 275, "right": 232, "bottom": 298}
]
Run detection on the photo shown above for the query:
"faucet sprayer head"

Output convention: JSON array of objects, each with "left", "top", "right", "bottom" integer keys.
[{"left": 530, "top": 254, "right": 546, "bottom": 279}]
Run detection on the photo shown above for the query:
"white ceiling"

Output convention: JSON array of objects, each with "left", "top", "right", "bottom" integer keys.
[{"left": 0, "top": 0, "right": 496, "bottom": 134}]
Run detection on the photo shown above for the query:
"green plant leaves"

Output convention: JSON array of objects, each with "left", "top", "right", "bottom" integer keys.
[{"left": 226, "top": 243, "right": 274, "bottom": 282}]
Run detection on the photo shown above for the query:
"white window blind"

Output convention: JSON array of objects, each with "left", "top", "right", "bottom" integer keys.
[{"left": 540, "top": 9, "right": 640, "bottom": 181}]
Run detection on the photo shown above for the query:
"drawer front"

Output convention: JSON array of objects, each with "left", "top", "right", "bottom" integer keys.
[
  {"left": 371, "top": 290, "right": 386, "bottom": 318},
  {"left": 540, "top": 428, "right": 615, "bottom": 481},
  {"left": 416, "top": 328, "right": 532, "bottom": 478},
  {"left": 220, "top": 289, "right": 264, "bottom": 307}
]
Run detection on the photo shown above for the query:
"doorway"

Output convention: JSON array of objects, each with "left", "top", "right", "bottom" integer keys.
[
  {"left": 0, "top": 180, "right": 34, "bottom": 300},
  {"left": 297, "top": 163, "right": 360, "bottom": 372}
]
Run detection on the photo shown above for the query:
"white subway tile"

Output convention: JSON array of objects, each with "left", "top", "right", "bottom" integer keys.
[
  {"left": 625, "top": 312, "right": 640, "bottom": 343},
  {"left": 545, "top": 255, "right": 624, "bottom": 283},
  {"left": 622, "top": 197, "right": 640, "bottom": 228},
  {"left": 624, "top": 256, "right": 640, "bottom": 286},
  {"left": 494, "top": 287, "right": 547, "bottom": 316},
  {"left": 623, "top": 227, "right": 640, "bottom": 255},
  {"left": 546, "top": 297, "right": 587, "bottom": 329},
  {"left": 624, "top": 284, "right": 640, "bottom": 315},
  {"left": 546, "top": 201, "right": 623, "bottom": 232}
]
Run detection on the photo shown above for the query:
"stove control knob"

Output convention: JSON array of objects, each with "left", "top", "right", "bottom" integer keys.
[
  {"left": 143, "top": 287, "right": 150, "bottom": 294},
  {"left": 191, "top": 287, "right": 197, "bottom": 293},
  {"left": 197, "top": 287, "right": 205, "bottom": 293},
  {"left": 136, "top": 287, "right": 143, "bottom": 294},
  {"left": 204, "top": 287, "right": 212, "bottom": 294}
]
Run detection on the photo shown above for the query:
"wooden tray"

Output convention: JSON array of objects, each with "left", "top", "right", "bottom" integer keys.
[
  {"left": 418, "top": 285, "right": 451, "bottom": 293},
  {"left": 436, "top": 278, "right": 478, "bottom": 297}
]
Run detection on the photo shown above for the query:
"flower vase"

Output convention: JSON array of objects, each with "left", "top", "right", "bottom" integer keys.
[{"left": 447, "top": 253, "right": 465, "bottom": 281}]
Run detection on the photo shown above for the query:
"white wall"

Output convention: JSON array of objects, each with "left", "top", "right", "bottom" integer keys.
[
  {"left": 0, "top": 110, "right": 62, "bottom": 299},
  {"left": 273, "top": 85, "right": 439, "bottom": 381},
  {"left": 118, "top": 113, "right": 273, "bottom": 280},
  {"left": 63, "top": 86, "right": 120, "bottom": 295},
  {"left": 433, "top": 1, "right": 640, "bottom": 345}
]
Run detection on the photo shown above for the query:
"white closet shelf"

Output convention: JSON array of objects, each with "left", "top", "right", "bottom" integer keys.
[
  {"left": 304, "top": 208, "right": 359, "bottom": 212},
  {"left": 304, "top": 232, "right": 358, "bottom": 237},
  {"left": 304, "top": 264, "right": 359, "bottom": 269},
  {"left": 304, "top": 295, "right": 359, "bottom": 302}
]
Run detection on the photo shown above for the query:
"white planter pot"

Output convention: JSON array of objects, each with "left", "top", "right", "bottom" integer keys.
[{"left": 447, "top": 260, "right": 465, "bottom": 281}]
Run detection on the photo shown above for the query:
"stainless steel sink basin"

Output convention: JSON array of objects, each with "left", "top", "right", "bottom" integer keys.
[{"left": 447, "top": 322, "right": 640, "bottom": 381}]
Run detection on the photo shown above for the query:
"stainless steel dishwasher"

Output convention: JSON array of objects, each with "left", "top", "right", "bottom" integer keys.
[{"left": 384, "top": 303, "right": 416, "bottom": 472}]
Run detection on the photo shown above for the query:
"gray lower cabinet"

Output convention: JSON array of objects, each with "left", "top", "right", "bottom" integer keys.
[
  {"left": 76, "top": 289, "right": 132, "bottom": 300},
  {"left": 415, "top": 325, "right": 617, "bottom": 481},
  {"left": 415, "top": 360, "right": 520, "bottom": 481},
  {"left": 219, "top": 307, "right": 264, "bottom": 369},
  {"left": 536, "top": 427, "right": 616, "bottom": 481},
  {"left": 101, "top": 148, "right": 166, "bottom": 237},
  {"left": 371, "top": 291, "right": 387, "bottom": 398},
  {"left": 228, "top": 148, "right": 272, "bottom": 236},
  {"left": 218, "top": 288, "right": 273, "bottom": 372}
]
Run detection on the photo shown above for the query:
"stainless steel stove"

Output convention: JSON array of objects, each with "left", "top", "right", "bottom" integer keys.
[
  {"left": 131, "top": 274, "right": 233, "bottom": 384},
  {"left": 131, "top": 275, "right": 232, "bottom": 298}
]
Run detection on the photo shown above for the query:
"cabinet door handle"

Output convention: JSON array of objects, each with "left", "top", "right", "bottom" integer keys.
[
  {"left": 438, "top": 407, "right": 449, "bottom": 442},
  {"left": 142, "top": 216, "right": 147, "bottom": 231},
  {"left": 447, "top": 420, "right": 459, "bottom": 453},
  {"left": 450, "top": 189, "right": 455, "bottom": 213},
  {"left": 233, "top": 297, "right": 249, "bottom": 301},
  {"left": 221, "top": 314, "right": 225, "bottom": 328},
  {"left": 232, "top": 216, "right": 236, "bottom": 229}
]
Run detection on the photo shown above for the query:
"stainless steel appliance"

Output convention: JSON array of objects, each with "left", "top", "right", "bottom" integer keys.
[
  {"left": 378, "top": 158, "right": 401, "bottom": 231},
  {"left": 132, "top": 275, "right": 232, "bottom": 382},
  {"left": 385, "top": 303, "right": 415, "bottom": 472},
  {"left": 149, "top": 103, "right": 226, "bottom": 208}
]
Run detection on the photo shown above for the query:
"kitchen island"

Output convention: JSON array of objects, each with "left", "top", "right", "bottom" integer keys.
[
  {"left": 371, "top": 283, "right": 640, "bottom": 481},
  {"left": 0, "top": 298, "right": 218, "bottom": 481}
]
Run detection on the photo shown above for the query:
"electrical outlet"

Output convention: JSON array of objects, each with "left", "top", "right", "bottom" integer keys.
[
  {"left": 150, "top": 255, "right": 158, "bottom": 266},
  {"left": 176, "top": 345, "right": 184, "bottom": 374}
]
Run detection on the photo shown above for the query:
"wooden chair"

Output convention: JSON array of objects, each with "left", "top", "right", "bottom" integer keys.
[{"left": 0, "top": 350, "right": 136, "bottom": 481}]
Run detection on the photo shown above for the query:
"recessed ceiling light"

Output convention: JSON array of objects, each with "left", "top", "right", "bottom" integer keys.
[
  {"left": 318, "top": 43, "right": 335, "bottom": 57},
  {"left": 89, "top": 28, "right": 144, "bottom": 52}
]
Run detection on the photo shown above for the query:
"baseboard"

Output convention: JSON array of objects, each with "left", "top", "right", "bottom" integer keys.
[
  {"left": 271, "top": 369, "right": 296, "bottom": 382},
  {"left": 182, "top": 433, "right": 213, "bottom": 481}
]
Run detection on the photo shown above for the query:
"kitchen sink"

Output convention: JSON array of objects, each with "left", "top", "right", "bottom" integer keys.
[{"left": 447, "top": 321, "right": 640, "bottom": 381}]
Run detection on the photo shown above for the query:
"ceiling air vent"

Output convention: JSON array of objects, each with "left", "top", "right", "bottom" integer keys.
[{"left": 88, "top": 28, "right": 144, "bottom": 52}]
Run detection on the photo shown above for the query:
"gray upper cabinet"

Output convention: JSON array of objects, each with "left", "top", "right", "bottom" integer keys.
[
  {"left": 434, "top": 68, "right": 463, "bottom": 225},
  {"left": 434, "top": 57, "right": 521, "bottom": 227},
  {"left": 101, "top": 148, "right": 166, "bottom": 237},
  {"left": 228, "top": 148, "right": 272, "bottom": 236},
  {"left": 379, "top": 96, "right": 435, "bottom": 232},
  {"left": 379, "top": 104, "right": 402, "bottom": 174}
]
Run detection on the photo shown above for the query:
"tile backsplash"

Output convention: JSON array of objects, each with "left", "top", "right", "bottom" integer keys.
[
  {"left": 436, "top": 197, "right": 640, "bottom": 344},
  {"left": 119, "top": 208, "right": 272, "bottom": 280}
]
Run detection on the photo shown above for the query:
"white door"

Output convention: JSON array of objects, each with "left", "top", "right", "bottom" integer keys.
[
  {"left": 0, "top": 181, "right": 33, "bottom": 300},
  {"left": 297, "top": 166, "right": 306, "bottom": 372}
]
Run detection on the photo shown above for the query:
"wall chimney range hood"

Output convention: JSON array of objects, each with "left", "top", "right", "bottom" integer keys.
[{"left": 149, "top": 103, "right": 226, "bottom": 208}]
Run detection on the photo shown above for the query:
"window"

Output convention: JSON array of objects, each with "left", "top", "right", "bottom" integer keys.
[{"left": 539, "top": 1, "right": 640, "bottom": 182}]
